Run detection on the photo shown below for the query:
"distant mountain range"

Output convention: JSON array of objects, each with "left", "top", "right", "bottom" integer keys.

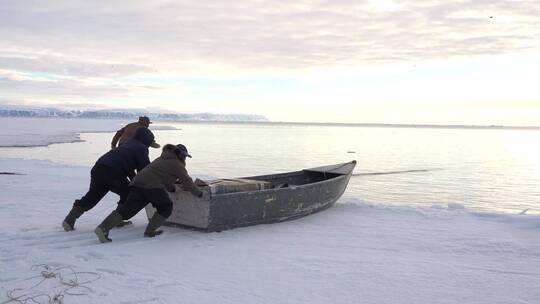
[{"left": 0, "top": 106, "right": 268, "bottom": 122}]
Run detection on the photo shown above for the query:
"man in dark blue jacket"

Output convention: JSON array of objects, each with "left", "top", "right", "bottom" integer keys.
[{"left": 62, "top": 127, "right": 158, "bottom": 231}]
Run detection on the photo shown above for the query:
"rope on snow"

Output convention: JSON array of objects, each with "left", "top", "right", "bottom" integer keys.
[{"left": 2, "top": 264, "right": 101, "bottom": 304}]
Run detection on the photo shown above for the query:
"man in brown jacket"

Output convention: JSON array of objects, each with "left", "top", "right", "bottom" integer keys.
[
  {"left": 95, "top": 143, "right": 205, "bottom": 242},
  {"left": 111, "top": 116, "right": 160, "bottom": 149}
]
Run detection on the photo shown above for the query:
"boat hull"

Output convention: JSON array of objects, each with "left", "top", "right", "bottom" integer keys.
[{"left": 145, "top": 161, "right": 356, "bottom": 232}]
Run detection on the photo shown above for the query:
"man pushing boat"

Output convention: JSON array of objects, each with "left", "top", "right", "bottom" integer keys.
[
  {"left": 62, "top": 127, "right": 159, "bottom": 231},
  {"left": 95, "top": 143, "right": 205, "bottom": 242}
]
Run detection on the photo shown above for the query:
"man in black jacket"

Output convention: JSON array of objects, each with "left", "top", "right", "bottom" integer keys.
[{"left": 62, "top": 127, "right": 157, "bottom": 231}]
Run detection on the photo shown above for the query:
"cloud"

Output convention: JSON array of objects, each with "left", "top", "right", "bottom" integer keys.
[
  {"left": 0, "top": 0, "right": 538, "bottom": 74},
  {"left": 0, "top": 54, "right": 153, "bottom": 78},
  {"left": 0, "top": 70, "right": 157, "bottom": 99},
  {"left": 0, "top": 0, "right": 538, "bottom": 125}
]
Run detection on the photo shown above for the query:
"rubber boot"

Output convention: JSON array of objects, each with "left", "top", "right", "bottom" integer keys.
[
  {"left": 144, "top": 213, "right": 167, "bottom": 238},
  {"left": 94, "top": 211, "right": 123, "bottom": 243},
  {"left": 115, "top": 203, "right": 132, "bottom": 228},
  {"left": 62, "top": 205, "right": 85, "bottom": 231}
]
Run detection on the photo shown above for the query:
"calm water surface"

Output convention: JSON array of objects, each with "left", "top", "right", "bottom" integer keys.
[{"left": 2, "top": 122, "right": 540, "bottom": 214}]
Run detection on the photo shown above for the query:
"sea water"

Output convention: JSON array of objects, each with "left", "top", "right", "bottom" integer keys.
[{"left": 2, "top": 121, "right": 540, "bottom": 214}]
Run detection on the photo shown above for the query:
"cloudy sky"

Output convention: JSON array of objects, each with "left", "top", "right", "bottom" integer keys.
[{"left": 1, "top": 0, "right": 539, "bottom": 125}]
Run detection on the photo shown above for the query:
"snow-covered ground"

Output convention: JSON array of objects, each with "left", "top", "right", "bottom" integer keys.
[
  {"left": 0, "top": 117, "right": 176, "bottom": 147},
  {"left": 1, "top": 157, "right": 539, "bottom": 304}
]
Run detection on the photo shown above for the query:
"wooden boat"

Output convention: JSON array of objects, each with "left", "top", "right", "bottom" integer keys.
[{"left": 145, "top": 160, "right": 356, "bottom": 232}]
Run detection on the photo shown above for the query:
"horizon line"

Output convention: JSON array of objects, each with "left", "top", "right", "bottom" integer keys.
[
  {"left": 176, "top": 120, "right": 540, "bottom": 130},
  {"left": 2, "top": 111, "right": 539, "bottom": 130}
]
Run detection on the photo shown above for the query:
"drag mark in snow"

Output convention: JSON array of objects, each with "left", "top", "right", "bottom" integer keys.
[
  {"left": 96, "top": 268, "right": 126, "bottom": 276},
  {"left": 463, "top": 266, "right": 540, "bottom": 277}
]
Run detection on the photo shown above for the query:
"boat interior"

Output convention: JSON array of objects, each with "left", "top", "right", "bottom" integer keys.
[{"left": 253, "top": 170, "right": 343, "bottom": 189}]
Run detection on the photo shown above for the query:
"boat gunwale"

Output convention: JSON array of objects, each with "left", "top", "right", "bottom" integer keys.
[{"left": 208, "top": 161, "right": 356, "bottom": 199}]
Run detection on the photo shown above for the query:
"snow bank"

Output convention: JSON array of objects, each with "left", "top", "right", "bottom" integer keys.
[
  {"left": 0, "top": 117, "right": 177, "bottom": 147},
  {"left": 1, "top": 158, "right": 539, "bottom": 303}
]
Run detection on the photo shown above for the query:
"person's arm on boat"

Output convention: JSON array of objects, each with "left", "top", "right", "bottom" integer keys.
[{"left": 176, "top": 165, "right": 203, "bottom": 198}]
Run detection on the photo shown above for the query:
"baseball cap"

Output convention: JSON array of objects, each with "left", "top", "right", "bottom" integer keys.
[
  {"left": 176, "top": 144, "right": 192, "bottom": 158},
  {"left": 138, "top": 116, "right": 152, "bottom": 124}
]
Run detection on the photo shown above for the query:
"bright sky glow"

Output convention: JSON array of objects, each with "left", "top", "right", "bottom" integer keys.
[{"left": 1, "top": 0, "right": 539, "bottom": 125}]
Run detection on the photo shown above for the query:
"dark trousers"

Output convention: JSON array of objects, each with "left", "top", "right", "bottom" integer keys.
[
  {"left": 117, "top": 187, "right": 173, "bottom": 220},
  {"left": 74, "top": 164, "right": 129, "bottom": 211}
]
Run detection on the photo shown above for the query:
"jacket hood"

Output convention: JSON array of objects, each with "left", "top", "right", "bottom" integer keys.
[{"left": 133, "top": 127, "right": 155, "bottom": 147}]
